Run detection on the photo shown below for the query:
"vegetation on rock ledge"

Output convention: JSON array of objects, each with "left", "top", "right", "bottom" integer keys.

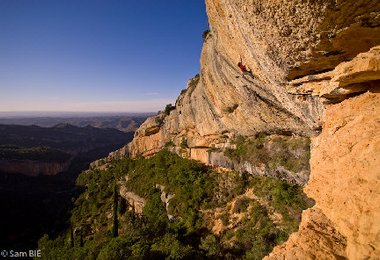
[
  {"left": 38, "top": 150, "right": 312, "bottom": 259},
  {"left": 225, "top": 133, "right": 311, "bottom": 173}
]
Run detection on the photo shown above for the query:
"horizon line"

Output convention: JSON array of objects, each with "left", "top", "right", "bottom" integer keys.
[
  {"left": 0, "top": 111, "right": 158, "bottom": 118},
  {"left": 0, "top": 110, "right": 157, "bottom": 113}
]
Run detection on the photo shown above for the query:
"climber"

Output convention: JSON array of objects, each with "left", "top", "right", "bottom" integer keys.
[{"left": 237, "top": 57, "right": 254, "bottom": 79}]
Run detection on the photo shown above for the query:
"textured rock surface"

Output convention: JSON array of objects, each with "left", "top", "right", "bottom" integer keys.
[
  {"left": 288, "top": 46, "right": 380, "bottom": 103},
  {"left": 119, "top": 185, "right": 146, "bottom": 215},
  {"left": 206, "top": 0, "right": 380, "bottom": 81},
  {"left": 267, "top": 89, "right": 380, "bottom": 259},
  {"left": 127, "top": 0, "right": 380, "bottom": 161},
  {"left": 306, "top": 91, "right": 380, "bottom": 259},
  {"left": 266, "top": 207, "right": 347, "bottom": 260},
  {"left": 122, "top": 1, "right": 380, "bottom": 258}
]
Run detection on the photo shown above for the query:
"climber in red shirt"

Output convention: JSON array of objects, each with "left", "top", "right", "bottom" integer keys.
[
  {"left": 237, "top": 57, "right": 254, "bottom": 79},
  {"left": 238, "top": 61, "right": 248, "bottom": 72}
]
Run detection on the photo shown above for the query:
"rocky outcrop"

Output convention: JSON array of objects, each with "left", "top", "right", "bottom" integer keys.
[
  {"left": 184, "top": 149, "right": 309, "bottom": 186},
  {"left": 119, "top": 185, "right": 146, "bottom": 215},
  {"left": 156, "top": 184, "right": 175, "bottom": 220},
  {"left": 288, "top": 46, "right": 380, "bottom": 103}
]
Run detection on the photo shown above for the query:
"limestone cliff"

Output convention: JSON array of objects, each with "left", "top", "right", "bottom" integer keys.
[
  {"left": 126, "top": 0, "right": 379, "bottom": 160},
  {"left": 267, "top": 77, "right": 380, "bottom": 259},
  {"left": 305, "top": 91, "right": 380, "bottom": 259},
  {"left": 120, "top": 0, "right": 380, "bottom": 258}
]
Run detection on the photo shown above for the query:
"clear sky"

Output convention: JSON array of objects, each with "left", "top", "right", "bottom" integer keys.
[{"left": 0, "top": 0, "right": 208, "bottom": 112}]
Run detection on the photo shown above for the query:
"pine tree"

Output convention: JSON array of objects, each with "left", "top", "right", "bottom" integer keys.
[
  {"left": 70, "top": 223, "right": 74, "bottom": 247},
  {"left": 79, "top": 229, "right": 83, "bottom": 247},
  {"left": 112, "top": 182, "right": 119, "bottom": 237}
]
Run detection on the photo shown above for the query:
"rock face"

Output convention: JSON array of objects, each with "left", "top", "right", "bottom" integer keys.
[
  {"left": 265, "top": 45, "right": 380, "bottom": 259},
  {"left": 266, "top": 207, "right": 348, "bottom": 259},
  {"left": 119, "top": 185, "right": 146, "bottom": 215},
  {"left": 267, "top": 91, "right": 380, "bottom": 260},
  {"left": 123, "top": 0, "right": 380, "bottom": 258},
  {"left": 306, "top": 91, "right": 380, "bottom": 259},
  {"left": 288, "top": 46, "right": 380, "bottom": 103},
  {"left": 266, "top": 53, "right": 380, "bottom": 258}
]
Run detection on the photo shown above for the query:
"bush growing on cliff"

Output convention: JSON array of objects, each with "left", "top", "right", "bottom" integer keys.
[
  {"left": 187, "top": 74, "right": 200, "bottom": 96},
  {"left": 233, "top": 197, "right": 250, "bottom": 213},
  {"left": 200, "top": 234, "right": 222, "bottom": 257},
  {"left": 224, "top": 103, "right": 239, "bottom": 113},
  {"left": 164, "top": 140, "right": 174, "bottom": 147},
  {"left": 249, "top": 176, "right": 312, "bottom": 232},
  {"left": 202, "top": 29, "right": 210, "bottom": 41},
  {"left": 180, "top": 137, "right": 188, "bottom": 149},
  {"left": 180, "top": 88, "right": 187, "bottom": 95},
  {"left": 207, "top": 145, "right": 221, "bottom": 153},
  {"left": 225, "top": 133, "right": 310, "bottom": 173},
  {"left": 164, "top": 103, "right": 175, "bottom": 116}
]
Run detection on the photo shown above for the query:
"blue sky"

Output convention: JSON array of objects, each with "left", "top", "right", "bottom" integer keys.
[{"left": 0, "top": 0, "right": 208, "bottom": 112}]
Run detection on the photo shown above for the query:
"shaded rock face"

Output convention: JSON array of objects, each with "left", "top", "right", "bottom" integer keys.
[
  {"left": 0, "top": 159, "right": 70, "bottom": 177},
  {"left": 156, "top": 184, "right": 175, "bottom": 221},
  {"left": 186, "top": 148, "right": 309, "bottom": 186}
]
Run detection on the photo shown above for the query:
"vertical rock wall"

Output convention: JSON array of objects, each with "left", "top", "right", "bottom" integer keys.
[
  {"left": 128, "top": 0, "right": 380, "bottom": 159},
  {"left": 267, "top": 49, "right": 380, "bottom": 259},
  {"left": 306, "top": 91, "right": 380, "bottom": 259}
]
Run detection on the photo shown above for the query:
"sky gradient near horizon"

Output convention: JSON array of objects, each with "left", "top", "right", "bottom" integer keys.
[{"left": 0, "top": 0, "right": 208, "bottom": 112}]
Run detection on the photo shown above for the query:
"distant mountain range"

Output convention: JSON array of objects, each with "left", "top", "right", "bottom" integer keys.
[
  {"left": 0, "top": 123, "right": 135, "bottom": 177},
  {"left": 0, "top": 112, "right": 154, "bottom": 133},
  {"left": 0, "top": 116, "right": 148, "bottom": 249}
]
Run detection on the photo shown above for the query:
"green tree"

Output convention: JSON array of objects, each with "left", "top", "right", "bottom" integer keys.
[
  {"left": 97, "top": 238, "right": 131, "bottom": 260},
  {"left": 112, "top": 183, "right": 119, "bottom": 237},
  {"left": 70, "top": 223, "right": 74, "bottom": 247},
  {"left": 202, "top": 29, "right": 210, "bottom": 41},
  {"left": 164, "top": 104, "right": 175, "bottom": 116},
  {"left": 180, "top": 138, "right": 188, "bottom": 149},
  {"left": 200, "top": 234, "right": 222, "bottom": 257}
]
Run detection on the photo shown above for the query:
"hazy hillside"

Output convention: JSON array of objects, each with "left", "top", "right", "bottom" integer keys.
[
  {"left": 0, "top": 123, "right": 136, "bottom": 250},
  {"left": 0, "top": 124, "right": 131, "bottom": 154},
  {"left": 0, "top": 113, "right": 153, "bottom": 133}
]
